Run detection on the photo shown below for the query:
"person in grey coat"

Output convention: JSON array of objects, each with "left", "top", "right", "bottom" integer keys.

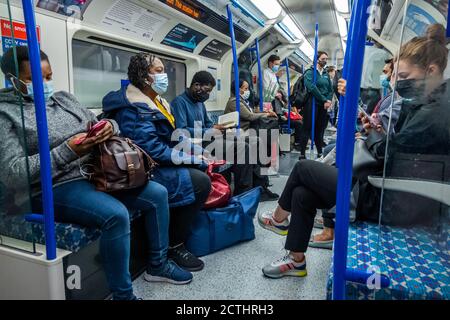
[{"left": 0, "top": 46, "right": 192, "bottom": 300}]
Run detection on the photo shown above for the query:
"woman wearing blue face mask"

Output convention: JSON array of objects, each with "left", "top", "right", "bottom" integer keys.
[
  {"left": 0, "top": 47, "right": 193, "bottom": 300},
  {"left": 103, "top": 53, "right": 211, "bottom": 272}
]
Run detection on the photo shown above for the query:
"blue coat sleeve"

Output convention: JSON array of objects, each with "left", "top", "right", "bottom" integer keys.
[
  {"left": 116, "top": 108, "right": 200, "bottom": 167},
  {"left": 203, "top": 104, "right": 214, "bottom": 129},
  {"left": 171, "top": 97, "right": 197, "bottom": 136}
]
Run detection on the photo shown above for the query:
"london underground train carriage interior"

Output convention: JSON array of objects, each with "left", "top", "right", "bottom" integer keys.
[{"left": 0, "top": 0, "right": 448, "bottom": 301}]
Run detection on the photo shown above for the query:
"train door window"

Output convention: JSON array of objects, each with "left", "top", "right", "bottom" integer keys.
[{"left": 72, "top": 39, "right": 186, "bottom": 108}]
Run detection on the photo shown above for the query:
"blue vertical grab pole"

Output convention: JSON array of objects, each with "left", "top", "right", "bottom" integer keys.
[
  {"left": 284, "top": 58, "right": 292, "bottom": 133},
  {"left": 447, "top": 3, "right": 450, "bottom": 37},
  {"left": 310, "top": 23, "right": 319, "bottom": 159},
  {"left": 227, "top": 4, "right": 240, "bottom": 129},
  {"left": 333, "top": 0, "right": 371, "bottom": 300},
  {"left": 254, "top": 38, "right": 264, "bottom": 112},
  {"left": 22, "top": 0, "right": 56, "bottom": 260},
  {"left": 336, "top": 9, "right": 356, "bottom": 168}
]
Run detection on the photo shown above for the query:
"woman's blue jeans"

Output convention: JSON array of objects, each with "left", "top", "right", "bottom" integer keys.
[{"left": 32, "top": 179, "right": 170, "bottom": 300}]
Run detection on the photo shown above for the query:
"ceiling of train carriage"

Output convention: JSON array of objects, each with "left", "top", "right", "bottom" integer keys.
[{"left": 279, "top": 0, "right": 347, "bottom": 66}]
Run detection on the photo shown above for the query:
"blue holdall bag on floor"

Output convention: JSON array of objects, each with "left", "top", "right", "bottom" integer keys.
[{"left": 186, "top": 187, "right": 262, "bottom": 257}]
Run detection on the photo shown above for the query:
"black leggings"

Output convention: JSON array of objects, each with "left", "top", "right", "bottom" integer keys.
[
  {"left": 299, "top": 109, "right": 328, "bottom": 155},
  {"left": 278, "top": 160, "right": 338, "bottom": 252},
  {"left": 169, "top": 168, "right": 211, "bottom": 246},
  {"left": 204, "top": 136, "right": 269, "bottom": 195}
]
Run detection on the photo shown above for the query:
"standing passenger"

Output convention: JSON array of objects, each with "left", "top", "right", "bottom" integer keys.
[
  {"left": 298, "top": 51, "right": 334, "bottom": 159},
  {"left": 360, "top": 42, "right": 391, "bottom": 114},
  {"left": 263, "top": 54, "right": 285, "bottom": 103}
]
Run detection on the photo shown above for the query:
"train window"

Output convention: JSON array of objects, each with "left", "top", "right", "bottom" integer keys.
[{"left": 72, "top": 39, "right": 186, "bottom": 108}]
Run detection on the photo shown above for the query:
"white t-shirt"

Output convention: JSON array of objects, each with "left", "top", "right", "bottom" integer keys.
[
  {"left": 263, "top": 68, "right": 280, "bottom": 102},
  {"left": 360, "top": 46, "right": 391, "bottom": 90}
]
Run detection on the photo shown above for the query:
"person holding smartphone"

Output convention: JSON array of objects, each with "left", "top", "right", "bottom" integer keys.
[
  {"left": 258, "top": 30, "right": 450, "bottom": 278},
  {"left": 0, "top": 46, "right": 193, "bottom": 301}
]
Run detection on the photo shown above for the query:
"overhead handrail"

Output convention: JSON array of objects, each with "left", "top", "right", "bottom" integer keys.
[
  {"left": 277, "top": 23, "right": 295, "bottom": 42},
  {"left": 21, "top": 0, "right": 56, "bottom": 260},
  {"left": 230, "top": 0, "right": 265, "bottom": 27},
  {"left": 333, "top": 0, "right": 372, "bottom": 300}
]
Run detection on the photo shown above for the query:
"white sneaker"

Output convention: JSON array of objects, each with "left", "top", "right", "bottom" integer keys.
[
  {"left": 258, "top": 211, "right": 289, "bottom": 236},
  {"left": 262, "top": 254, "right": 307, "bottom": 278},
  {"left": 265, "top": 167, "right": 278, "bottom": 176}
]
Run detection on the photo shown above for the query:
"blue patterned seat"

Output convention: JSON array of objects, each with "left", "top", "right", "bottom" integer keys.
[
  {"left": 0, "top": 210, "right": 143, "bottom": 253},
  {"left": 326, "top": 221, "right": 449, "bottom": 300}
]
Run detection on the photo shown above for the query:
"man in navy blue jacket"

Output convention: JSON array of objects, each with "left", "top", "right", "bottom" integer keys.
[{"left": 171, "top": 71, "right": 278, "bottom": 201}]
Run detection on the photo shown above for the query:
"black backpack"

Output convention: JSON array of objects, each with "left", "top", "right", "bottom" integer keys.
[{"left": 290, "top": 73, "right": 309, "bottom": 109}]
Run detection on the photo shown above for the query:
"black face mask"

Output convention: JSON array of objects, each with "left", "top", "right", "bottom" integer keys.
[
  {"left": 396, "top": 78, "right": 426, "bottom": 104},
  {"left": 318, "top": 60, "right": 327, "bottom": 68},
  {"left": 192, "top": 90, "right": 210, "bottom": 103}
]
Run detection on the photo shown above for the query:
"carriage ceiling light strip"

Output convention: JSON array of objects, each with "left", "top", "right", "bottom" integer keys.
[
  {"left": 248, "top": 0, "right": 282, "bottom": 20},
  {"left": 334, "top": 0, "right": 350, "bottom": 14}
]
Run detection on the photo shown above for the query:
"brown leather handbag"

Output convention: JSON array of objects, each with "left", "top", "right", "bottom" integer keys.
[{"left": 91, "top": 136, "right": 157, "bottom": 192}]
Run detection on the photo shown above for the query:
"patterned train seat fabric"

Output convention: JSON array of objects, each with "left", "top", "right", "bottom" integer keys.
[
  {"left": 326, "top": 221, "right": 449, "bottom": 300},
  {"left": 0, "top": 210, "right": 143, "bottom": 253}
]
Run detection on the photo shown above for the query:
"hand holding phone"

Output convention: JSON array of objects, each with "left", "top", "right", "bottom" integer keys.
[
  {"left": 75, "top": 120, "right": 108, "bottom": 145},
  {"left": 358, "top": 106, "right": 377, "bottom": 127}
]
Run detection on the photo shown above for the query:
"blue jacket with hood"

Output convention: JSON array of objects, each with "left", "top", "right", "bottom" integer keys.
[{"left": 102, "top": 84, "right": 205, "bottom": 207}]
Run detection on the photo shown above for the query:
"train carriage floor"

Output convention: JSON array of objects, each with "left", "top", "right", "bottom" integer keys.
[{"left": 133, "top": 150, "right": 333, "bottom": 300}]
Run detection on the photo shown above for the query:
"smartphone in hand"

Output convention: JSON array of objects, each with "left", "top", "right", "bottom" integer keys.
[
  {"left": 358, "top": 105, "right": 377, "bottom": 127},
  {"left": 75, "top": 120, "right": 108, "bottom": 145}
]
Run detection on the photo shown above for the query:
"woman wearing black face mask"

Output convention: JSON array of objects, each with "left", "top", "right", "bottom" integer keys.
[
  {"left": 259, "top": 27, "right": 450, "bottom": 278},
  {"left": 357, "top": 28, "right": 450, "bottom": 227},
  {"left": 298, "top": 51, "right": 334, "bottom": 159}
]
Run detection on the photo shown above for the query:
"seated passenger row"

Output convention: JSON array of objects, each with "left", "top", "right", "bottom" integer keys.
[
  {"left": 0, "top": 48, "right": 209, "bottom": 300},
  {"left": 0, "top": 46, "right": 281, "bottom": 300}
]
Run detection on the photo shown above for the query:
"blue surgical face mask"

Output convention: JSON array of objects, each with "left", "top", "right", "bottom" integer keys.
[
  {"left": 24, "top": 82, "right": 34, "bottom": 99},
  {"left": 147, "top": 73, "right": 168, "bottom": 95},
  {"left": 43, "top": 81, "right": 54, "bottom": 101},
  {"left": 241, "top": 90, "right": 250, "bottom": 100},
  {"left": 272, "top": 64, "right": 280, "bottom": 73},
  {"left": 380, "top": 74, "right": 390, "bottom": 89},
  {"left": 25, "top": 80, "right": 54, "bottom": 101},
  {"left": 11, "top": 74, "right": 54, "bottom": 101}
]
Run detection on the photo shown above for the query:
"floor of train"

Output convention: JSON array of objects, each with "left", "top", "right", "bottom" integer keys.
[{"left": 133, "top": 130, "right": 336, "bottom": 300}]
